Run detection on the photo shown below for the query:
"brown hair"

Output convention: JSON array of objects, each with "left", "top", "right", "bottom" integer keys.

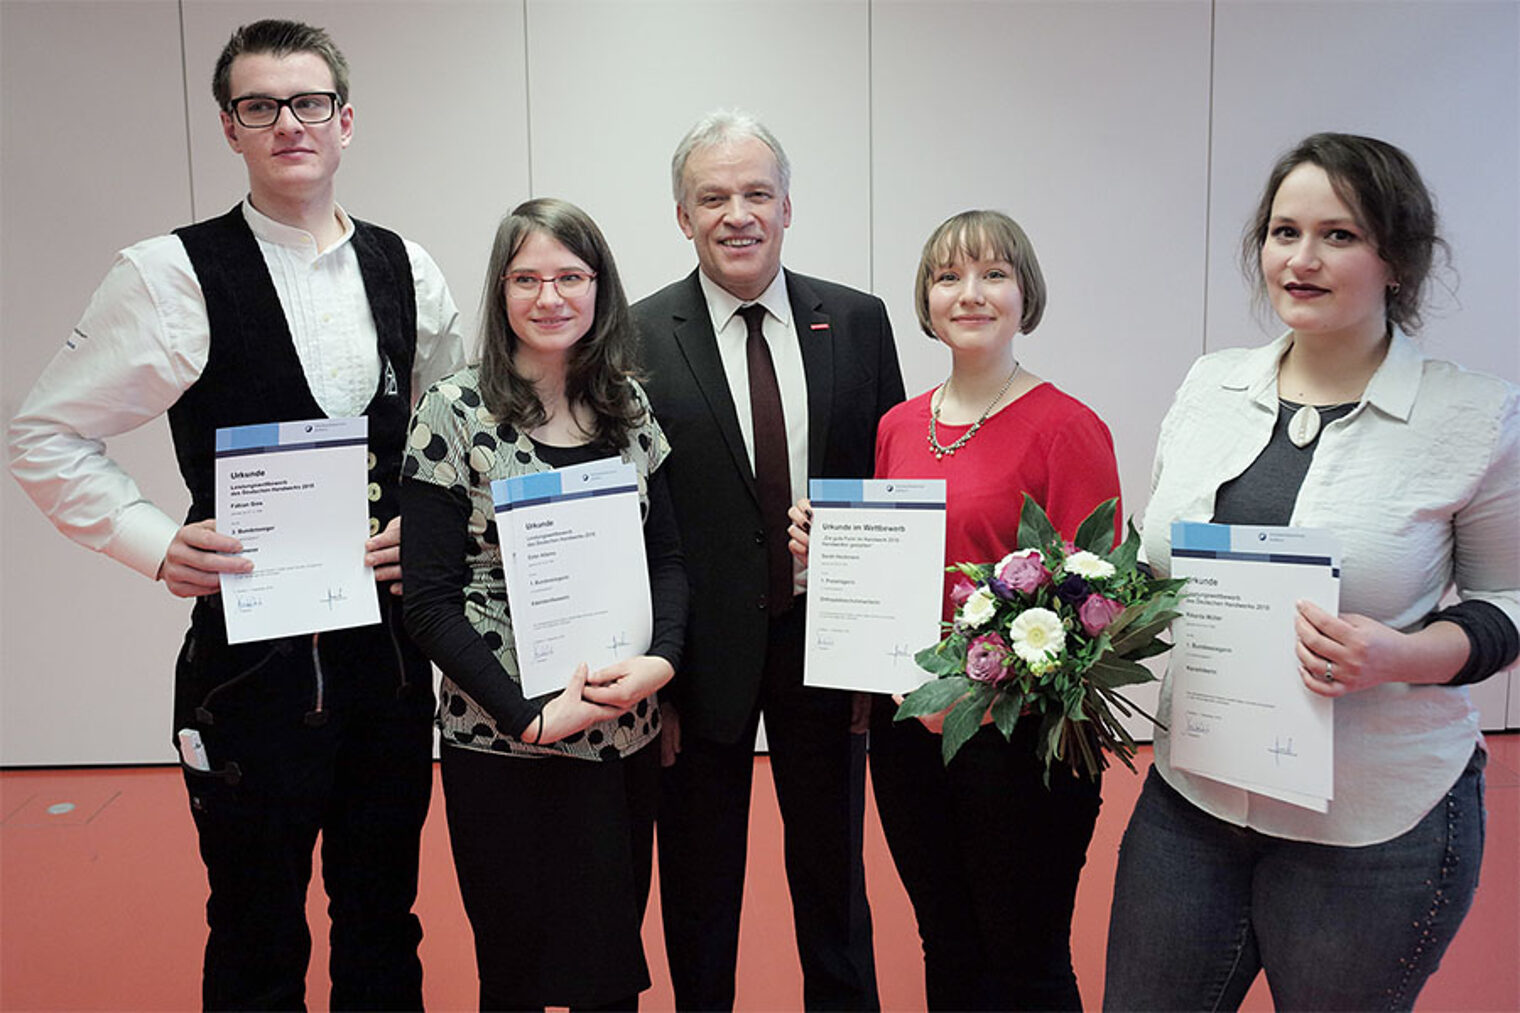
[
  {"left": 476, "top": 199, "right": 644, "bottom": 451},
  {"left": 915, "top": 210, "right": 1047, "bottom": 338},
  {"left": 213, "top": 20, "right": 349, "bottom": 111},
  {"left": 1242, "top": 133, "right": 1446, "bottom": 333}
]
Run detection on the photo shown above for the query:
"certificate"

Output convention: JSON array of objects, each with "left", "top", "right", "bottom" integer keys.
[
  {"left": 1168, "top": 522, "right": 1340, "bottom": 810},
  {"left": 215, "top": 417, "right": 379, "bottom": 644},
  {"left": 493, "top": 458, "right": 651, "bottom": 699},
  {"left": 803, "top": 478, "right": 947, "bottom": 694}
]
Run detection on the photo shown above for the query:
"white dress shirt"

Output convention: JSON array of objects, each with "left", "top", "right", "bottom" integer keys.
[
  {"left": 1142, "top": 329, "right": 1519, "bottom": 845},
  {"left": 697, "top": 268, "right": 810, "bottom": 595},
  {"left": 8, "top": 200, "right": 466, "bottom": 581}
]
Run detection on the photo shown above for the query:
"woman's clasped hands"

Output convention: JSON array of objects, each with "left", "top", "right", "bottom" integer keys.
[{"left": 525, "top": 657, "right": 674, "bottom": 745}]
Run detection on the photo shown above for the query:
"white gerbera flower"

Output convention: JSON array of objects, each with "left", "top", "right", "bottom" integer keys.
[
  {"left": 1064, "top": 550, "right": 1116, "bottom": 579},
  {"left": 1008, "top": 607, "right": 1066, "bottom": 664},
  {"left": 959, "top": 587, "right": 998, "bottom": 629}
]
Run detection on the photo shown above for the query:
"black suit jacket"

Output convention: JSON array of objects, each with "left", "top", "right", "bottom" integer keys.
[{"left": 633, "top": 269, "right": 905, "bottom": 744}]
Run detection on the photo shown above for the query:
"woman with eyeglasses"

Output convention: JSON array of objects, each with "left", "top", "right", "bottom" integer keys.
[
  {"left": 401, "top": 198, "right": 686, "bottom": 1011},
  {"left": 1103, "top": 133, "right": 1518, "bottom": 1010}
]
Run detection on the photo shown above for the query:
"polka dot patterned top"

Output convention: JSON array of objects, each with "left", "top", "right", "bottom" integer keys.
[{"left": 403, "top": 365, "right": 671, "bottom": 760}]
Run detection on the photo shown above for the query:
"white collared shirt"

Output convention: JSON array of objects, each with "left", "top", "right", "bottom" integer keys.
[
  {"left": 8, "top": 199, "right": 466, "bottom": 580},
  {"left": 697, "top": 268, "right": 810, "bottom": 595},
  {"left": 1142, "top": 329, "right": 1518, "bottom": 845}
]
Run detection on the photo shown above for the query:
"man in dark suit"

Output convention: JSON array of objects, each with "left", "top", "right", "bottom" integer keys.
[{"left": 633, "top": 110, "right": 904, "bottom": 1011}]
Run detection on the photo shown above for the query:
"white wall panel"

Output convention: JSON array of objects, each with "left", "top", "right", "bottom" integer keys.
[
  {"left": 2, "top": 0, "right": 199, "bottom": 766},
  {"left": 522, "top": 0, "right": 873, "bottom": 304}
]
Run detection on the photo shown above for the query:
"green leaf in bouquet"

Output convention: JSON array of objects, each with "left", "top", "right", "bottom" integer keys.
[
  {"left": 940, "top": 681, "right": 996, "bottom": 765},
  {"left": 1088, "top": 652, "right": 1158, "bottom": 689},
  {"left": 1017, "top": 493, "right": 1059, "bottom": 552},
  {"left": 1036, "top": 709, "right": 1067, "bottom": 783},
  {"left": 1106, "top": 518, "right": 1143, "bottom": 572},
  {"left": 1098, "top": 601, "right": 1148, "bottom": 639},
  {"left": 1143, "top": 576, "right": 1190, "bottom": 597},
  {"left": 1070, "top": 720, "right": 1102, "bottom": 778},
  {"left": 1123, "top": 637, "right": 1174, "bottom": 662},
  {"left": 989, "top": 687, "right": 1026, "bottom": 739},
  {"left": 1072, "top": 497, "right": 1119, "bottom": 554},
  {"left": 914, "top": 634, "right": 967, "bottom": 678},
  {"left": 1108, "top": 612, "right": 1181, "bottom": 656},
  {"left": 1093, "top": 684, "right": 1168, "bottom": 735},
  {"left": 895, "top": 676, "right": 973, "bottom": 721}
]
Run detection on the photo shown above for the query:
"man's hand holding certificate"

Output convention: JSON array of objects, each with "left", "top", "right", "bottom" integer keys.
[
  {"left": 1169, "top": 522, "right": 1340, "bottom": 811},
  {"left": 803, "top": 478, "right": 947, "bottom": 695},
  {"left": 215, "top": 417, "right": 380, "bottom": 644}
]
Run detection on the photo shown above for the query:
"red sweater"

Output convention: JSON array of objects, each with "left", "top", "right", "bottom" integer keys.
[{"left": 875, "top": 382, "right": 1122, "bottom": 620}]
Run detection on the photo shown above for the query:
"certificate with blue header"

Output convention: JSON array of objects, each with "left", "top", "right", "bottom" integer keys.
[
  {"left": 804, "top": 478, "right": 947, "bottom": 694},
  {"left": 493, "top": 458, "right": 651, "bottom": 699},
  {"left": 1168, "top": 522, "right": 1340, "bottom": 811},
  {"left": 215, "top": 417, "right": 379, "bottom": 644}
]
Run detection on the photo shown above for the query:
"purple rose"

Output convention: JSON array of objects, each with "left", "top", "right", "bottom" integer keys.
[
  {"left": 966, "top": 632, "right": 1011, "bottom": 683},
  {"left": 949, "top": 576, "right": 977, "bottom": 607},
  {"left": 996, "top": 550, "right": 1051, "bottom": 594},
  {"left": 1055, "top": 573, "right": 1092, "bottom": 606},
  {"left": 1079, "top": 594, "right": 1125, "bottom": 635}
]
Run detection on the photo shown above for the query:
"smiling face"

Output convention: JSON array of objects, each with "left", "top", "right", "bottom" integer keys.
[
  {"left": 926, "top": 252, "right": 1025, "bottom": 356},
  {"left": 220, "top": 50, "right": 351, "bottom": 208},
  {"left": 676, "top": 135, "right": 791, "bottom": 301},
  {"left": 1262, "top": 163, "right": 1393, "bottom": 347},
  {"left": 504, "top": 230, "right": 598, "bottom": 372}
]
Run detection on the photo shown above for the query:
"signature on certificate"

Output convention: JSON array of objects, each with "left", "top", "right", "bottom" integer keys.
[
  {"left": 1184, "top": 716, "right": 1213, "bottom": 737},
  {"left": 1268, "top": 736, "right": 1299, "bottom": 764},
  {"left": 321, "top": 587, "right": 348, "bottom": 610},
  {"left": 886, "top": 643, "right": 915, "bottom": 666},
  {"left": 606, "top": 631, "right": 630, "bottom": 657}
]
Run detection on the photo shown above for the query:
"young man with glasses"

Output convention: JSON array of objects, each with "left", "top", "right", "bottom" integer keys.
[{"left": 9, "top": 19, "right": 464, "bottom": 1010}]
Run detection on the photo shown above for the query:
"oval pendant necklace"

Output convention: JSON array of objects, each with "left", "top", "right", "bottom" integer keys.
[
  {"left": 928, "top": 363, "right": 1021, "bottom": 460},
  {"left": 1284, "top": 402, "right": 1322, "bottom": 448}
]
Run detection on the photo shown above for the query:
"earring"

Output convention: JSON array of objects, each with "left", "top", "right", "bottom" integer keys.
[{"left": 1388, "top": 281, "right": 1402, "bottom": 295}]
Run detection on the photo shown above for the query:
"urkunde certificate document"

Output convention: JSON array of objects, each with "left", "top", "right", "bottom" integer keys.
[
  {"left": 804, "top": 478, "right": 946, "bottom": 695},
  {"left": 215, "top": 417, "right": 379, "bottom": 644},
  {"left": 1168, "top": 522, "right": 1340, "bottom": 811},
  {"left": 493, "top": 458, "right": 651, "bottom": 699}
]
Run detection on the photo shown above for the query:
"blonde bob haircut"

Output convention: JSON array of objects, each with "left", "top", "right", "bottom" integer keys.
[{"left": 914, "top": 210, "right": 1047, "bottom": 339}]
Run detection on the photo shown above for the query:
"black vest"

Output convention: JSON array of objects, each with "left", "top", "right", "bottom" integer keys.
[
  {"left": 166, "top": 205, "right": 424, "bottom": 674},
  {"left": 168, "top": 205, "right": 416, "bottom": 543}
]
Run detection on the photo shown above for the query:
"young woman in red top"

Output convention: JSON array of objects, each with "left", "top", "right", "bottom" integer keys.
[{"left": 792, "top": 210, "right": 1121, "bottom": 1009}]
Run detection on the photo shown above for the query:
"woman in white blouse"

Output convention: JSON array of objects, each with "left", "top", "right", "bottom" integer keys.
[{"left": 1103, "top": 133, "right": 1518, "bottom": 1011}]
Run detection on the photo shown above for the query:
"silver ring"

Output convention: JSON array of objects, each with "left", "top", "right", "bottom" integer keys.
[{"left": 1323, "top": 661, "right": 1335, "bottom": 683}]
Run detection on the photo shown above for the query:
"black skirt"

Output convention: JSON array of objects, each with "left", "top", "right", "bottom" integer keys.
[{"left": 440, "top": 741, "right": 659, "bottom": 1008}]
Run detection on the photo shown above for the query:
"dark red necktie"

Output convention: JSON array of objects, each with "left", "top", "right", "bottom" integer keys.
[{"left": 741, "top": 304, "right": 793, "bottom": 617}]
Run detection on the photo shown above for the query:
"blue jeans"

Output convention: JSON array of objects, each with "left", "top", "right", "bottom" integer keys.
[{"left": 1103, "top": 751, "right": 1485, "bottom": 1011}]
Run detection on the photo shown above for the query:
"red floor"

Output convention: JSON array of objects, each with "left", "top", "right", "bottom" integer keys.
[{"left": 2, "top": 737, "right": 1516, "bottom": 1011}]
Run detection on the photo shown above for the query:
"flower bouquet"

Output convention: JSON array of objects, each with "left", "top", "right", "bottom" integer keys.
[{"left": 896, "top": 494, "right": 1186, "bottom": 781}]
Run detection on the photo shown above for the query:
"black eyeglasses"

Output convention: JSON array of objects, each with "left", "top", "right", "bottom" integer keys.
[{"left": 227, "top": 92, "right": 340, "bottom": 128}]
